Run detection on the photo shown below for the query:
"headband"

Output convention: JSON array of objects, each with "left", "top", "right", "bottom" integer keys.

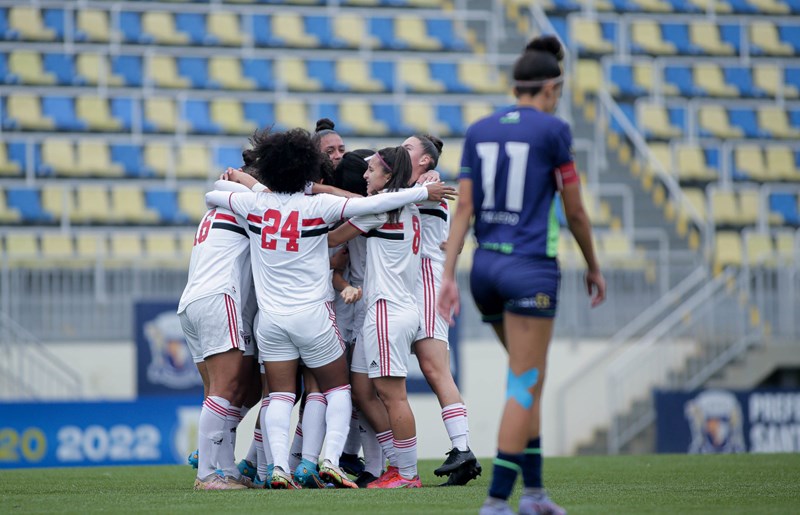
[
  {"left": 370, "top": 152, "right": 393, "bottom": 174},
  {"left": 513, "top": 75, "right": 565, "bottom": 88}
]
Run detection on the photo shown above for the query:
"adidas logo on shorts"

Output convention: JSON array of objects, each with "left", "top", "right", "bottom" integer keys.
[{"left": 369, "top": 360, "right": 379, "bottom": 369}]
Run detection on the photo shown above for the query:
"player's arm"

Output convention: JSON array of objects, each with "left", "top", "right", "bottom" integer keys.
[
  {"left": 437, "top": 178, "right": 473, "bottom": 324},
  {"left": 312, "top": 183, "right": 363, "bottom": 199},
  {"left": 205, "top": 190, "right": 254, "bottom": 216},
  {"left": 328, "top": 223, "right": 362, "bottom": 247},
  {"left": 337, "top": 183, "right": 456, "bottom": 220},
  {"left": 561, "top": 179, "right": 606, "bottom": 307}
]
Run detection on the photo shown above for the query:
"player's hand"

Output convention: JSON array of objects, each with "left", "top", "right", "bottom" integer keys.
[
  {"left": 424, "top": 182, "right": 457, "bottom": 202},
  {"left": 221, "top": 168, "right": 258, "bottom": 189},
  {"left": 341, "top": 286, "right": 362, "bottom": 304},
  {"left": 417, "top": 169, "right": 441, "bottom": 184},
  {"left": 329, "top": 247, "right": 349, "bottom": 271},
  {"left": 437, "top": 276, "right": 460, "bottom": 326},
  {"left": 585, "top": 269, "right": 606, "bottom": 308},
  {"left": 439, "top": 239, "right": 465, "bottom": 254}
]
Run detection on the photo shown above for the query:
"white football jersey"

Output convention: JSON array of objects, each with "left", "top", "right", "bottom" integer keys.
[
  {"left": 414, "top": 184, "right": 450, "bottom": 263},
  {"left": 178, "top": 207, "right": 251, "bottom": 313},
  {"left": 350, "top": 205, "right": 422, "bottom": 309}
]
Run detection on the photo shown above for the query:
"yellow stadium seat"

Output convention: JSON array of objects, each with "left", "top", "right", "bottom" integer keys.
[
  {"left": 76, "top": 141, "right": 124, "bottom": 177},
  {"left": 436, "top": 149, "right": 461, "bottom": 179},
  {"left": 744, "top": 232, "right": 775, "bottom": 266},
  {"left": 210, "top": 99, "right": 257, "bottom": 135},
  {"left": 640, "top": 104, "right": 682, "bottom": 139},
  {"left": 676, "top": 143, "right": 718, "bottom": 183},
  {"left": 142, "top": 12, "right": 190, "bottom": 45},
  {"left": 690, "top": 21, "right": 735, "bottom": 55},
  {"left": 462, "top": 102, "right": 494, "bottom": 126},
  {"left": 765, "top": 146, "right": 800, "bottom": 181},
  {"left": 332, "top": 14, "right": 379, "bottom": 49},
  {"left": 750, "top": 21, "right": 793, "bottom": 56},
  {"left": 757, "top": 106, "right": 800, "bottom": 139},
  {"left": 399, "top": 60, "right": 446, "bottom": 93},
  {"left": 681, "top": 188, "right": 707, "bottom": 223},
  {"left": 178, "top": 187, "right": 209, "bottom": 222},
  {"left": 145, "top": 98, "right": 179, "bottom": 133},
  {"left": 339, "top": 99, "right": 389, "bottom": 136},
  {"left": 76, "top": 97, "right": 122, "bottom": 132},
  {"left": 4, "top": 233, "right": 39, "bottom": 265},
  {"left": 76, "top": 233, "right": 106, "bottom": 261},
  {"left": 335, "top": 59, "right": 384, "bottom": 93},
  {"left": 713, "top": 231, "right": 743, "bottom": 272},
  {"left": 108, "top": 233, "right": 144, "bottom": 265},
  {"left": 144, "top": 143, "right": 172, "bottom": 177},
  {"left": 774, "top": 231, "right": 796, "bottom": 264},
  {"left": 737, "top": 189, "right": 760, "bottom": 226},
  {"left": 147, "top": 55, "right": 190, "bottom": 89},
  {"left": 9, "top": 51, "right": 56, "bottom": 85},
  {"left": 459, "top": 61, "right": 506, "bottom": 94},
  {"left": 77, "top": 9, "right": 113, "bottom": 42},
  {"left": 571, "top": 19, "right": 614, "bottom": 54},
  {"left": 208, "top": 12, "right": 245, "bottom": 46},
  {"left": 631, "top": 20, "right": 676, "bottom": 54},
  {"left": 734, "top": 145, "right": 771, "bottom": 181},
  {"left": 687, "top": 0, "right": 732, "bottom": 12},
  {"left": 0, "top": 144, "right": 22, "bottom": 177},
  {"left": 41, "top": 233, "right": 74, "bottom": 261},
  {"left": 0, "top": 188, "right": 21, "bottom": 223},
  {"left": 694, "top": 63, "right": 738, "bottom": 97},
  {"left": 576, "top": 60, "right": 602, "bottom": 95},
  {"left": 753, "top": 65, "right": 787, "bottom": 98},
  {"left": 41, "top": 140, "right": 78, "bottom": 176},
  {"left": 275, "top": 100, "right": 310, "bottom": 131},
  {"left": 401, "top": 101, "right": 450, "bottom": 136},
  {"left": 176, "top": 143, "right": 211, "bottom": 179},
  {"left": 631, "top": 0, "right": 674, "bottom": 11},
  {"left": 575, "top": 0, "right": 614, "bottom": 9},
  {"left": 749, "top": 0, "right": 791, "bottom": 14},
  {"left": 276, "top": 58, "right": 321, "bottom": 91},
  {"left": 272, "top": 13, "right": 318, "bottom": 47},
  {"left": 209, "top": 57, "right": 255, "bottom": 90},
  {"left": 6, "top": 94, "right": 54, "bottom": 131},
  {"left": 74, "top": 186, "right": 111, "bottom": 224},
  {"left": 710, "top": 189, "right": 739, "bottom": 226},
  {"left": 178, "top": 231, "right": 196, "bottom": 259},
  {"left": 395, "top": 17, "right": 441, "bottom": 51},
  {"left": 76, "top": 54, "right": 125, "bottom": 87},
  {"left": 647, "top": 143, "right": 673, "bottom": 176},
  {"left": 110, "top": 186, "right": 160, "bottom": 224},
  {"left": 41, "top": 186, "right": 73, "bottom": 221},
  {"left": 145, "top": 233, "right": 184, "bottom": 267},
  {"left": 9, "top": 7, "right": 56, "bottom": 41},
  {"left": 698, "top": 105, "right": 743, "bottom": 139}
]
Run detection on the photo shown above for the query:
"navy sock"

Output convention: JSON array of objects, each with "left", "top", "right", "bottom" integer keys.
[
  {"left": 521, "top": 437, "right": 542, "bottom": 489},
  {"left": 488, "top": 451, "right": 523, "bottom": 500}
]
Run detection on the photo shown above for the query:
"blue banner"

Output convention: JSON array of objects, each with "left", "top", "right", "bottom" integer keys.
[
  {"left": 0, "top": 396, "right": 201, "bottom": 469},
  {"left": 655, "top": 389, "right": 800, "bottom": 454},
  {"left": 135, "top": 301, "right": 203, "bottom": 396}
]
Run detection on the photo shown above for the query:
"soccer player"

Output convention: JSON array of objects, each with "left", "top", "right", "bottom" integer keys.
[
  {"left": 403, "top": 134, "right": 480, "bottom": 485},
  {"left": 312, "top": 118, "right": 346, "bottom": 168},
  {"left": 438, "top": 36, "right": 606, "bottom": 515},
  {"left": 205, "top": 128, "right": 455, "bottom": 490}
]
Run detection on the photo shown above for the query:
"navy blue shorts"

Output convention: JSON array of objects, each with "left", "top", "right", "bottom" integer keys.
[{"left": 469, "top": 248, "right": 560, "bottom": 322}]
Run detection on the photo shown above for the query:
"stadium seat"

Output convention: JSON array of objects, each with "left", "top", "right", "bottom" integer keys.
[
  {"left": 698, "top": 105, "right": 743, "bottom": 138},
  {"left": 76, "top": 9, "right": 113, "bottom": 42},
  {"left": 0, "top": 143, "right": 21, "bottom": 177},
  {"left": 75, "top": 233, "right": 106, "bottom": 262},
  {"left": 76, "top": 97, "right": 122, "bottom": 132},
  {"left": 734, "top": 145, "right": 770, "bottom": 181},
  {"left": 178, "top": 57, "right": 215, "bottom": 89},
  {"left": 142, "top": 12, "right": 190, "bottom": 45},
  {"left": 437, "top": 104, "right": 464, "bottom": 135},
  {"left": 572, "top": 18, "right": 614, "bottom": 54},
  {"left": 183, "top": 99, "right": 221, "bottom": 134},
  {"left": 3, "top": 233, "right": 39, "bottom": 265},
  {"left": 737, "top": 189, "right": 761, "bottom": 226},
  {"left": 689, "top": 21, "right": 735, "bottom": 55},
  {"left": 77, "top": 54, "right": 124, "bottom": 87},
  {"left": 144, "top": 233, "right": 183, "bottom": 267},
  {"left": 757, "top": 106, "right": 800, "bottom": 138},
  {"left": 8, "top": 7, "right": 56, "bottom": 41},
  {"left": 370, "top": 16, "right": 403, "bottom": 49},
  {"left": 176, "top": 143, "right": 211, "bottom": 179},
  {"left": 774, "top": 231, "right": 796, "bottom": 263},
  {"left": 111, "top": 144, "right": 146, "bottom": 177},
  {"left": 6, "top": 187, "right": 49, "bottom": 223},
  {"left": 336, "top": 59, "right": 384, "bottom": 92},
  {"left": 462, "top": 102, "right": 495, "bottom": 126},
  {"left": 395, "top": 17, "right": 441, "bottom": 50},
  {"left": 178, "top": 186, "right": 208, "bottom": 222},
  {"left": 401, "top": 101, "right": 450, "bottom": 136},
  {"left": 143, "top": 143, "right": 172, "bottom": 177},
  {"left": 306, "top": 59, "right": 347, "bottom": 91},
  {"left": 144, "top": 97, "right": 179, "bottom": 133},
  {"left": 42, "top": 53, "right": 80, "bottom": 86},
  {"left": 241, "top": 58, "right": 274, "bottom": 89},
  {"left": 427, "top": 18, "right": 470, "bottom": 51},
  {"left": 576, "top": 60, "right": 603, "bottom": 96},
  {"left": 74, "top": 185, "right": 111, "bottom": 224},
  {"left": 272, "top": 13, "right": 318, "bottom": 47},
  {"left": 76, "top": 141, "right": 124, "bottom": 177},
  {"left": 108, "top": 233, "right": 144, "bottom": 265},
  {"left": 769, "top": 193, "right": 800, "bottom": 225},
  {"left": 680, "top": 188, "right": 708, "bottom": 223},
  {"left": 399, "top": 60, "right": 446, "bottom": 93},
  {"left": 332, "top": 14, "right": 380, "bottom": 49},
  {"left": 207, "top": 12, "right": 245, "bottom": 46},
  {"left": 640, "top": 104, "right": 682, "bottom": 139},
  {"left": 275, "top": 100, "right": 310, "bottom": 131},
  {"left": 647, "top": 143, "right": 673, "bottom": 176},
  {"left": 146, "top": 190, "right": 187, "bottom": 225},
  {"left": 750, "top": 21, "right": 793, "bottom": 56},
  {"left": 774, "top": 65, "right": 800, "bottom": 98},
  {"left": 276, "top": 58, "right": 322, "bottom": 91},
  {"left": 110, "top": 186, "right": 160, "bottom": 224},
  {"left": 694, "top": 63, "right": 738, "bottom": 97},
  {"left": 766, "top": 146, "right": 800, "bottom": 181},
  {"left": 242, "top": 101, "right": 275, "bottom": 128},
  {"left": 41, "top": 186, "right": 73, "bottom": 221},
  {"left": 209, "top": 57, "right": 255, "bottom": 90},
  {"left": 710, "top": 189, "right": 741, "bottom": 226},
  {"left": 436, "top": 147, "right": 461, "bottom": 179},
  {"left": 713, "top": 231, "right": 743, "bottom": 272},
  {"left": 110, "top": 98, "right": 136, "bottom": 131},
  {"left": 40, "top": 140, "right": 78, "bottom": 176},
  {"left": 631, "top": 20, "right": 676, "bottom": 54},
  {"left": 600, "top": 231, "right": 645, "bottom": 268},
  {"left": 175, "top": 13, "right": 211, "bottom": 45},
  {"left": 38, "top": 233, "right": 74, "bottom": 262},
  {"left": 339, "top": 99, "right": 390, "bottom": 136},
  {"left": 744, "top": 232, "right": 775, "bottom": 266},
  {"left": 458, "top": 61, "right": 506, "bottom": 94},
  {"left": 112, "top": 55, "right": 143, "bottom": 87},
  {"left": 675, "top": 144, "right": 718, "bottom": 182},
  {"left": 147, "top": 55, "right": 190, "bottom": 88},
  {"left": 8, "top": 50, "right": 56, "bottom": 85},
  {"left": 42, "top": 96, "right": 86, "bottom": 132},
  {"left": 178, "top": 231, "right": 195, "bottom": 260},
  {"left": 210, "top": 99, "right": 257, "bottom": 135}
]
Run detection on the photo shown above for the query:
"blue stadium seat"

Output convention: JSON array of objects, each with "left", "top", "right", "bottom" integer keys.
[
  {"left": 611, "top": 0, "right": 642, "bottom": 11},
  {"left": 112, "top": 55, "right": 143, "bottom": 87},
  {"left": 724, "top": 66, "right": 762, "bottom": 97},
  {"left": 371, "top": 60, "right": 395, "bottom": 91},
  {"left": 242, "top": 58, "right": 274, "bottom": 89},
  {"left": 119, "top": 12, "right": 151, "bottom": 44},
  {"left": 770, "top": 193, "right": 800, "bottom": 225},
  {"left": 668, "top": 106, "right": 686, "bottom": 133},
  {"left": 7, "top": 188, "right": 51, "bottom": 222},
  {"left": 373, "top": 102, "right": 406, "bottom": 134},
  {"left": 429, "top": 62, "right": 470, "bottom": 93},
  {"left": 214, "top": 145, "right": 244, "bottom": 170},
  {"left": 146, "top": 189, "right": 188, "bottom": 224},
  {"left": 43, "top": 53, "right": 81, "bottom": 85},
  {"left": 111, "top": 144, "right": 147, "bottom": 177},
  {"left": 778, "top": 25, "right": 800, "bottom": 52},
  {"left": 0, "top": 53, "right": 11, "bottom": 84},
  {"left": 243, "top": 101, "right": 275, "bottom": 127},
  {"left": 306, "top": 59, "right": 347, "bottom": 91},
  {"left": 609, "top": 64, "right": 646, "bottom": 97},
  {"left": 669, "top": 0, "right": 703, "bottom": 12},
  {"left": 426, "top": 19, "right": 469, "bottom": 51},
  {"left": 42, "top": 96, "right": 86, "bottom": 131},
  {"left": 318, "top": 102, "right": 354, "bottom": 135},
  {"left": 7, "top": 142, "right": 37, "bottom": 175},
  {"left": 178, "top": 57, "right": 217, "bottom": 89},
  {"left": 549, "top": 17, "right": 568, "bottom": 43},
  {"left": 370, "top": 17, "right": 403, "bottom": 49},
  {"left": 664, "top": 65, "right": 698, "bottom": 96},
  {"left": 662, "top": 23, "right": 702, "bottom": 54},
  {"left": 786, "top": 66, "right": 800, "bottom": 92},
  {"left": 0, "top": 9, "right": 7, "bottom": 38},
  {"left": 611, "top": 102, "right": 636, "bottom": 134},
  {"left": 175, "top": 13, "right": 210, "bottom": 45},
  {"left": 437, "top": 104, "right": 464, "bottom": 135},
  {"left": 43, "top": 9, "right": 65, "bottom": 40},
  {"left": 110, "top": 98, "right": 136, "bottom": 131},
  {"left": 601, "top": 21, "right": 617, "bottom": 48},
  {"left": 252, "top": 15, "right": 279, "bottom": 46},
  {"left": 182, "top": 99, "right": 220, "bottom": 134},
  {"left": 729, "top": 108, "right": 766, "bottom": 138},
  {"left": 705, "top": 146, "right": 720, "bottom": 172},
  {"left": 719, "top": 24, "right": 742, "bottom": 53},
  {"left": 789, "top": 108, "right": 800, "bottom": 128},
  {"left": 306, "top": 16, "right": 340, "bottom": 47},
  {"left": 727, "top": 0, "right": 759, "bottom": 13}
]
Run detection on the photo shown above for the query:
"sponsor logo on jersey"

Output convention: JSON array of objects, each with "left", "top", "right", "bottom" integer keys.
[{"left": 500, "top": 111, "right": 521, "bottom": 124}]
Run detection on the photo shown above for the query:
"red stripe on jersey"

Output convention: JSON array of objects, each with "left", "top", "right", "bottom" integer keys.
[
  {"left": 302, "top": 217, "right": 326, "bottom": 227},
  {"left": 380, "top": 223, "right": 404, "bottom": 230},
  {"left": 227, "top": 193, "right": 235, "bottom": 213},
  {"left": 440, "top": 201, "right": 448, "bottom": 209},
  {"left": 340, "top": 198, "right": 350, "bottom": 221},
  {"left": 247, "top": 213, "right": 262, "bottom": 224},
  {"left": 215, "top": 212, "right": 238, "bottom": 224},
  {"left": 326, "top": 301, "right": 346, "bottom": 352}
]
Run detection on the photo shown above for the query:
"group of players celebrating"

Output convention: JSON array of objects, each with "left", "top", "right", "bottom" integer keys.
[{"left": 179, "top": 118, "right": 479, "bottom": 491}]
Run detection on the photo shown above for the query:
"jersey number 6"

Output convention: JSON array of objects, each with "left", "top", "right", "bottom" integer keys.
[{"left": 261, "top": 209, "right": 300, "bottom": 252}]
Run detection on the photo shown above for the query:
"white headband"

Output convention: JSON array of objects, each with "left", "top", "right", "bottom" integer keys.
[{"left": 513, "top": 75, "right": 564, "bottom": 88}]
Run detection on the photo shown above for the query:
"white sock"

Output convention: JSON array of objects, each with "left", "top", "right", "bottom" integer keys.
[
  {"left": 301, "top": 393, "right": 327, "bottom": 465},
  {"left": 259, "top": 398, "right": 273, "bottom": 470},
  {"left": 359, "top": 417, "right": 384, "bottom": 477},
  {"left": 322, "top": 385, "right": 352, "bottom": 466},
  {"left": 288, "top": 422, "right": 303, "bottom": 471},
  {"left": 441, "top": 402, "right": 469, "bottom": 451},
  {"left": 242, "top": 407, "right": 258, "bottom": 466},
  {"left": 197, "top": 396, "right": 228, "bottom": 479},
  {"left": 394, "top": 436, "right": 418, "bottom": 479},
  {"left": 376, "top": 430, "right": 398, "bottom": 468},
  {"left": 254, "top": 428, "right": 267, "bottom": 481},
  {"left": 343, "top": 407, "right": 361, "bottom": 455},
  {"left": 265, "top": 392, "right": 295, "bottom": 473},
  {"left": 222, "top": 405, "right": 243, "bottom": 478}
]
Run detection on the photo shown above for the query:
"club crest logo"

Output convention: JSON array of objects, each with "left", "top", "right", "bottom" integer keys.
[
  {"left": 684, "top": 390, "right": 746, "bottom": 454},
  {"left": 145, "top": 311, "right": 201, "bottom": 389}
]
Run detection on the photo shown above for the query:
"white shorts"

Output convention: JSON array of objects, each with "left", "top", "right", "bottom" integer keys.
[
  {"left": 333, "top": 293, "right": 355, "bottom": 344},
  {"left": 415, "top": 258, "right": 450, "bottom": 345},
  {"left": 179, "top": 294, "right": 243, "bottom": 363},
  {"left": 360, "top": 299, "right": 418, "bottom": 379},
  {"left": 256, "top": 302, "right": 345, "bottom": 369}
]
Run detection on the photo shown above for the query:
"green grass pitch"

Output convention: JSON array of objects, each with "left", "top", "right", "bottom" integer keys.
[{"left": 1, "top": 454, "right": 799, "bottom": 514}]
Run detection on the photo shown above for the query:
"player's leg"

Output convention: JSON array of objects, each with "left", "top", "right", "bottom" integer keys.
[
  {"left": 188, "top": 360, "right": 208, "bottom": 470},
  {"left": 256, "top": 366, "right": 273, "bottom": 487},
  {"left": 294, "top": 370, "right": 328, "bottom": 488},
  {"left": 237, "top": 356, "right": 261, "bottom": 480},
  {"left": 263, "top": 359, "right": 301, "bottom": 489}
]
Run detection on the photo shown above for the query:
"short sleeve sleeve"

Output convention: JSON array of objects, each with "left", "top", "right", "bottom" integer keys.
[
  {"left": 313, "top": 194, "right": 349, "bottom": 224},
  {"left": 349, "top": 213, "right": 388, "bottom": 233},
  {"left": 552, "top": 123, "right": 578, "bottom": 189},
  {"left": 459, "top": 129, "right": 476, "bottom": 181},
  {"left": 227, "top": 191, "right": 256, "bottom": 217}
]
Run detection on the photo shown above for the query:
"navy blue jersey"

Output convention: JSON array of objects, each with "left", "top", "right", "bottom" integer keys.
[{"left": 459, "top": 106, "right": 578, "bottom": 259}]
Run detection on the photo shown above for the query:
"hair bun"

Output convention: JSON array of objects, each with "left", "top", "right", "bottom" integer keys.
[
  {"left": 525, "top": 35, "right": 564, "bottom": 61},
  {"left": 424, "top": 134, "right": 444, "bottom": 155},
  {"left": 315, "top": 118, "right": 335, "bottom": 132}
]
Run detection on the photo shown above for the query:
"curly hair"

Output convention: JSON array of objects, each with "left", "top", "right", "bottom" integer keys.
[
  {"left": 252, "top": 128, "right": 324, "bottom": 194},
  {"left": 375, "top": 146, "right": 412, "bottom": 223},
  {"left": 241, "top": 127, "right": 271, "bottom": 177}
]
